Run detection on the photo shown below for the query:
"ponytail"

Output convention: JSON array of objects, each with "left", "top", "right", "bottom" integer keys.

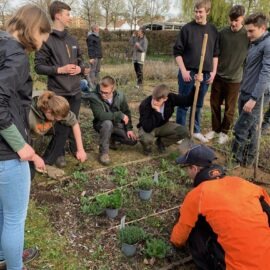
[{"left": 37, "top": 91, "right": 70, "bottom": 118}]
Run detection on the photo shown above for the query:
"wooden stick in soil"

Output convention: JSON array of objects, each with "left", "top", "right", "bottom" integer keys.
[
  {"left": 254, "top": 94, "right": 264, "bottom": 180},
  {"left": 108, "top": 205, "right": 180, "bottom": 231},
  {"left": 159, "top": 256, "right": 193, "bottom": 270},
  {"left": 190, "top": 34, "right": 208, "bottom": 136}
]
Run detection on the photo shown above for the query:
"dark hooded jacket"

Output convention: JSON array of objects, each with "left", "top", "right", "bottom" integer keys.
[
  {"left": 0, "top": 31, "right": 32, "bottom": 160},
  {"left": 35, "top": 29, "right": 84, "bottom": 96}
]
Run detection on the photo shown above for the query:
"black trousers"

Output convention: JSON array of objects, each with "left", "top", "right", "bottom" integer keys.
[
  {"left": 43, "top": 92, "right": 81, "bottom": 165},
  {"left": 134, "top": 62, "right": 143, "bottom": 85},
  {"left": 187, "top": 216, "right": 225, "bottom": 270}
]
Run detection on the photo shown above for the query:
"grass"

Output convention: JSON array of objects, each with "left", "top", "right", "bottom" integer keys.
[{"left": 25, "top": 202, "right": 87, "bottom": 270}]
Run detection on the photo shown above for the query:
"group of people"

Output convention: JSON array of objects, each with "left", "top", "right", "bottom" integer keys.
[
  {"left": 173, "top": 1, "right": 270, "bottom": 169},
  {"left": 1, "top": 0, "right": 270, "bottom": 269}
]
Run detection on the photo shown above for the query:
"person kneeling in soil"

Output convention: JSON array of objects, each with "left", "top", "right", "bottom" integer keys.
[
  {"left": 29, "top": 91, "right": 87, "bottom": 178},
  {"left": 137, "top": 84, "right": 193, "bottom": 155},
  {"left": 171, "top": 144, "right": 270, "bottom": 270},
  {"left": 88, "top": 75, "right": 137, "bottom": 165}
]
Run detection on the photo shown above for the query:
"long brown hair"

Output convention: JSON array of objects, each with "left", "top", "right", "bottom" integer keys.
[
  {"left": 6, "top": 5, "right": 51, "bottom": 51},
  {"left": 37, "top": 91, "right": 70, "bottom": 118}
]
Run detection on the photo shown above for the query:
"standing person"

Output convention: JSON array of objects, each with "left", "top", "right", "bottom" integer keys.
[
  {"left": 173, "top": 0, "right": 219, "bottom": 143},
  {"left": 86, "top": 24, "right": 102, "bottom": 89},
  {"left": 130, "top": 28, "right": 148, "bottom": 89},
  {"left": 205, "top": 5, "right": 249, "bottom": 144},
  {"left": 231, "top": 13, "right": 270, "bottom": 167},
  {"left": 0, "top": 5, "right": 51, "bottom": 270},
  {"left": 88, "top": 76, "right": 137, "bottom": 165},
  {"left": 137, "top": 84, "right": 193, "bottom": 155},
  {"left": 171, "top": 144, "right": 270, "bottom": 270},
  {"left": 35, "top": 1, "right": 85, "bottom": 168}
]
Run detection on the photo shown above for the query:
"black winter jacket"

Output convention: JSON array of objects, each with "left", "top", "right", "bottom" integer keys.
[
  {"left": 0, "top": 31, "right": 32, "bottom": 160},
  {"left": 35, "top": 29, "right": 84, "bottom": 96},
  {"left": 86, "top": 33, "right": 102, "bottom": 59},
  {"left": 137, "top": 92, "right": 194, "bottom": 133}
]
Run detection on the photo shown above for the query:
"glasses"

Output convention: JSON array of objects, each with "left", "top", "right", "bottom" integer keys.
[{"left": 100, "top": 90, "right": 112, "bottom": 96}]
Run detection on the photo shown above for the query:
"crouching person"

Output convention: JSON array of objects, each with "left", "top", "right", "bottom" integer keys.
[
  {"left": 137, "top": 84, "right": 192, "bottom": 155},
  {"left": 30, "top": 91, "right": 87, "bottom": 177},
  {"left": 89, "top": 76, "right": 137, "bottom": 165},
  {"left": 171, "top": 144, "right": 270, "bottom": 270}
]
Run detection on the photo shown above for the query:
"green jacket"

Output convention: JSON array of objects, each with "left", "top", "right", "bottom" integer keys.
[
  {"left": 29, "top": 95, "right": 77, "bottom": 138},
  {"left": 89, "top": 87, "right": 133, "bottom": 131}
]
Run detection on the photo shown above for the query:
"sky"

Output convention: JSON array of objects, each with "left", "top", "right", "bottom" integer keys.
[{"left": 10, "top": 0, "right": 181, "bottom": 19}]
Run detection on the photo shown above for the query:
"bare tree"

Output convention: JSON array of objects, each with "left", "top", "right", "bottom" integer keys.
[
  {"left": 145, "top": 0, "right": 170, "bottom": 29},
  {"left": 0, "top": 0, "right": 10, "bottom": 29},
  {"left": 127, "top": 0, "right": 146, "bottom": 30},
  {"left": 81, "top": 0, "right": 101, "bottom": 29}
]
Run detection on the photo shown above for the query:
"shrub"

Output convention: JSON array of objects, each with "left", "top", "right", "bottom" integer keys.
[
  {"left": 118, "top": 226, "right": 146, "bottom": 245},
  {"left": 137, "top": 175, "right": 154, "bottom": 190},
  {"left": 96, "top": 190, "right": 122, "bottom": 209},
  {"left": 145, "top": 238, "right": 170, "bottom": 259}
]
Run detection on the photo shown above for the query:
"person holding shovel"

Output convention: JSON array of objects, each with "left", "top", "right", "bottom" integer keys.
[
  {"left": 171, "top": 144, "right": 270, "bottom": 270},
  {"left": 231, "top": 13, "right": 270, "bottom": 167},
  {"left": 173, "top": 0, "right": 219, "bottom": 143}
]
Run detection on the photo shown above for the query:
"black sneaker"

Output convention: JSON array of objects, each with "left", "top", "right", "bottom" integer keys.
[
  {"left": 54, "top": 156, "right": 66, "bottom": 168},
  {"left": 156, "top": 138, "right": 166, "bottom": 153}
]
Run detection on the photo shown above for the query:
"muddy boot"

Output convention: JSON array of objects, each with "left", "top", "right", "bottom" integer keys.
[
  {"left": 155, "top": 137, "right": 166, "bottom": 153},
  {"left": 99, "top": 153, "right": 111, "bottom": 165},
  {"left": 54, "top": 156, "right": 66, "bottom": 168}
]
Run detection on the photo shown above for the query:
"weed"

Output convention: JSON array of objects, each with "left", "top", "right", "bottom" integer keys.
[
  {"left": 144, "top": 238, "right": 170, "bottom": 259},
  {"left": 118, "top": 226, "right": 146, "bottom": 245},
  {"left": 72, "top": 171, "right": 88, "bottom": 182},
  {"left": 80, "top": 196, "right": 103, "bottom": 215},
  {"left": 112, "top": 166, "right": 128, "bottom": 185}
]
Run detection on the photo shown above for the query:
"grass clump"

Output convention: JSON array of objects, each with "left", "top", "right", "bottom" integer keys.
[{"left": 145, "top": 238, "right": 170, "bottom": 259}]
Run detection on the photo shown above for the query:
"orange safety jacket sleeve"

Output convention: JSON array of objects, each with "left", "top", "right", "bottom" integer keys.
[
  {"left": 170, "top": 186, "right": 201, "bottom": 247},
  {"left": 262, "top": 188, "right": 270, "bottom": 205}
]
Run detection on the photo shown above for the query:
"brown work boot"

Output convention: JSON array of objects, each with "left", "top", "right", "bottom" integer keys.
[
  {"left": 99, "top": 153, "right": 111, "bottom": 165},
  {"left": 54, "top": 156, "right": 66, "bottom": 168}
]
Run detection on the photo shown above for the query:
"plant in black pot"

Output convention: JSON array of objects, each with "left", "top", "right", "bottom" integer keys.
[
  {"left": 96, "top": 189, "right": 122, "bottom": 219},
  {"left": 118, "top": 226, "right": 146, "bottom": 257},
  {"left": 137, "top": 175, "right": 154, "bottom": 201}
]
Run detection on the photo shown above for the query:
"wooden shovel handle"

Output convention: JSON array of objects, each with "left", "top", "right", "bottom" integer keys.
[{"left": 190, "top": 34, "right": 208, "bottom": 135}]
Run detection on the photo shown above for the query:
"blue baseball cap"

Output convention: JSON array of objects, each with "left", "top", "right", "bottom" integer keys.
[{"left": 176, "top": 144, "right": 217, "bottom": 167}]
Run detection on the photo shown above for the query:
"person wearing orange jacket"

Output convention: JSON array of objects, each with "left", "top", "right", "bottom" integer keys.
[{"left": 171, "top": 144, "right": 270, "bottom": 270}]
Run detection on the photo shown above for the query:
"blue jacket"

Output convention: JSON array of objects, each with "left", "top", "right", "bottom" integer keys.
[{"left": 241, "top": 32, "right": 270, "bottom": 100}]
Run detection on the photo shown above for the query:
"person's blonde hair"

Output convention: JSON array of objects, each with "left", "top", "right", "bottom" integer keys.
[
  {"left": 194, "top": 0, "right": 211, "bottom": 12},
  {"left": 37, "top": 91, "right": 70, "bottom": 118},
  {"left": 100, "top": 75, "right": 116, "bottom": 87},
  {"left": 6, "top": 4, "right": 51, "bottom": 51},
  {"left": 152, "top": 84, "right": 170, "bottom": 100}
]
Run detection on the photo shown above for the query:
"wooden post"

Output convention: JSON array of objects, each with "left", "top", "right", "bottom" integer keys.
[
  {"left": 254, "top": 94, "right": 264, "bottom": 179},
  {"left": 190, "top": 34, "right": 208, "bottom": 136}
]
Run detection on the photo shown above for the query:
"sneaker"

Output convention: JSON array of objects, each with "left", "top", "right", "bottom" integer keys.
[
  {"left": 204, "top": 131, "right": 216, "bottom": 140},
  {"left": 155, "top": 138, "right": 166, "bottom": 153},
  {"left": 23, "top": 247, "right": 39, "bottom": 264},
  {"left": 193, "top": 133, "right": 209, "bottom": 143},
  {"left": 99, "top": 153, "right": 111, "bottom": 165},
  {"left": 218, "top": 132, "right": 229, "bottom": 145},
  {"left": 54, "top": 156, "right": 66, "bottom": 168},
  {"left": 0, "top": 247, "right": 39, "bottom": 270}
]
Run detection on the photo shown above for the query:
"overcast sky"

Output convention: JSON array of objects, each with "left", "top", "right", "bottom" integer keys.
[{"left": 10, "top": 0, "right": 181, "bottom": 18}]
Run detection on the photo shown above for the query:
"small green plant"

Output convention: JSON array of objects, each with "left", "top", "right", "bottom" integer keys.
[
  {"left": 72, "top": 171, "right": 88, "bottom": 182},
  {"left": 80, "top": 197, "right": 103, "bottom": 215},
  {"left": 96, "top": 190, "right": 122, "bottom": 209},
  {"left": 145, "top": 238, "right": 170, "bottom": 259},
  {"left": 118, "top": 226, "right": 146, "bottom": 245},
  {"left": 137, "top": 175, "right": 154, "bottom": 190},
  {"left": 112, "top": 166, "right": 128, "bottom": 185}
]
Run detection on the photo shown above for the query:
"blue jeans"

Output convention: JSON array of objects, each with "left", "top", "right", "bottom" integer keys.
[
  {"left": 176, "top": 70, "right": 210, "bottom": 133},
  {"left": 0, "top": 159, "right": 30, "bottom": 270},
  {"left": 80, "top": 79, "right": 89, "bottom": 93},
  {"left": 232, "top": 94, "right": 267, "bottom": 165}
]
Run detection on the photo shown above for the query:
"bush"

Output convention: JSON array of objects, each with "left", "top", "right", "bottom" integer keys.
[
  {"left": 118, "top": 226, "right": 146, "bottom": 245},
  {"left": 137, "top": 175, "right": 154, "bottom": 190},
  {"left": 145, "top": 238, "right": 170, "bottom": 259},
  {"left": 96, "top": 190, "right": 122, "bottom": 209}
]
